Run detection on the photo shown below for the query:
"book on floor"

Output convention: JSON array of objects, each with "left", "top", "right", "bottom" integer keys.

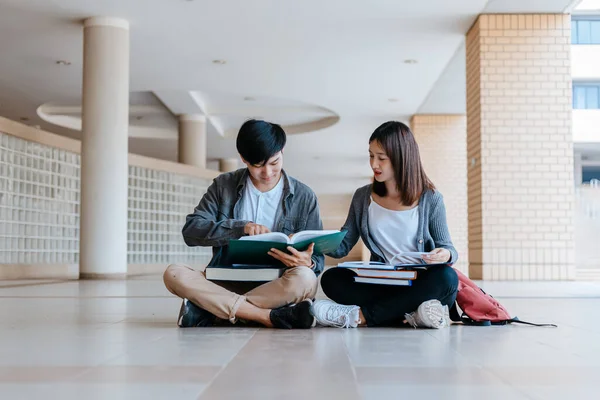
[
  {"left": 353, "top": 276, "right": 413, "bottom": 286},
  {"left": 228, "top": 230, "right": 346, "bottom": 265},
  {"left": 205, "top": 264, "right": 285, "bottom": 281}
]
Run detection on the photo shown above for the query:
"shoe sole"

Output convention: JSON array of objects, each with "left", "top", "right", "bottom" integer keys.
[{"left": 417, "top": 300, "right": 447, "bottom": 329}]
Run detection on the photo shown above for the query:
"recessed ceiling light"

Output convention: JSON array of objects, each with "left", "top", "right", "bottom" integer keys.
[
  {"left": 243, "top": 96, "right": 256, "bottom": 101},
  {"left": 56, "top": 60, "right": 71, "bottom": 66},
  {"left": 404, "top": 59, "right": 418, "bottom": 64},
  {"left": 388, "top": 98, "right": 399, "bottom": 103},
  {"left": 212, "top": 59, "right": 227, "bottom": 65}
]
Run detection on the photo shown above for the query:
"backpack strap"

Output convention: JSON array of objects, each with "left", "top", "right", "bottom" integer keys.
[
  {"left": 460, "top": 315, "right": 491, "bottom": 326},
  {"left": 450, "top": 302, "right": 558, "bottom": 327},
  {"left": 503, "top": 317, "right": 557, "bottom": 328},
  {"left": 459, "top": 314, "right": 557, "bottom": 327}
]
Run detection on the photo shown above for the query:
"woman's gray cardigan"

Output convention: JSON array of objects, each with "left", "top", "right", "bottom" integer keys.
[{"left": 328, "top": 184, "right": 458, "bottom": 264}]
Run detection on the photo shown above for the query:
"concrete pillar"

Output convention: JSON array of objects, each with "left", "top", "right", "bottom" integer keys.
[
  {"left": 466, "top": 14, "right": 574, "bottom": 280},
  {"left": 411, "top": 115, "right": 469, "bottom": 275},
  {"left": 219, "top": 158, "right": 238, "bottom": 173},
  {"left": 80, "top": 17, "right": 129, "bottom": 279},
  {"left": 178, "top": 114, "right": 207, "bottom": 168}
]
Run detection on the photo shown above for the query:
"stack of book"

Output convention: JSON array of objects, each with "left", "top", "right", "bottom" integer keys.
[
  {"left": 337, "top": 253, "right": 446, "bottom": 286},
  {"left": 205, "top": 264, "right": 285, "bottom": 281},
  {"left": 205, "top": 230, "right": 347, "bottom": 281}
]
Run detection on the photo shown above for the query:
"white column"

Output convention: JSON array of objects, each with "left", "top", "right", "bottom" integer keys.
[
  {"left": 178, "top": 115, "right": 207, "bottom": 168},
  {"left": 219, "top": 158, "right": 238, "bottom": 173},
  {"left": 80, "top": 17, "right": 129, "bottom": 279}
]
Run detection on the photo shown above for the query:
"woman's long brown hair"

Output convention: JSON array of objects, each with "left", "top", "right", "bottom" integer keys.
[{"left": 370, "top": 121, "right": 435, "bottom": 205}]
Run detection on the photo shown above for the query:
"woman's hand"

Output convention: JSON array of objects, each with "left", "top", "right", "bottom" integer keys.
[{"left": 422, "top": 248, "right": 451, "bottom": 264}]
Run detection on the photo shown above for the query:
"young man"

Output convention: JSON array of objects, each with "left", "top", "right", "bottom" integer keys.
[{"left": 163, "top": 119, "right": 324, "bottom": 329}]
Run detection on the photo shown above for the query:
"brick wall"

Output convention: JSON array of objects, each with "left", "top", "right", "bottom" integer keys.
[
  {"left": 466, "top": 14, "right": 575, "bottom": 280},
  {"left": 411, "top": 115, "right": 469, "bottom": 275}
]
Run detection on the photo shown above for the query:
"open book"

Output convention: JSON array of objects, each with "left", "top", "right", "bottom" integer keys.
[
  {"left": 239, "top": 230, "right": 340, "bottom": 245},
  {"left": 228, "top": 230, "right": 347, "bottom": 265}
]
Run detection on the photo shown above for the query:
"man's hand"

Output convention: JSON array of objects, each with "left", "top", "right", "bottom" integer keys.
[
  {"left": 244, "top": 222, "right": 270, "bottom": 236},
  {"left": 422, "top": 248, "right": 451, "bottom": 264},
  {"left": 268, "top": 243, "right": 315, "bottom": 268}
]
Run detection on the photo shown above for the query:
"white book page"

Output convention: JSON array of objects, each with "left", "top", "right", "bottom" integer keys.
[
  {"left": 290, "top": 230, "right": 340, "bottom": 244},
  {"left": 389, "top": 252, "right": 430, "bottom": 265},
  {"left": 398, "top": 251, "right": 431, "bottom": 258},
  {"left": 239, "top": 232, "right": 290, "bottom": 243}
]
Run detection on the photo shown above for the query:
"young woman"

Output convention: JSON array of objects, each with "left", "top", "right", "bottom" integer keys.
[{"left": 310, "top": 121, "right": 459, "bottom": 329}]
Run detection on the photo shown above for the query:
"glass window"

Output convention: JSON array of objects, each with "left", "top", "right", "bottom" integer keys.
[
  {"left": 572, "top": 19, "right": 600, "bottom": 44},
  {"left": 591, "top": 21, "right": 600, "bottom": 43},
  {"left": 574, "top": 86, "right": 587, "bottom": 109},
  {"left": 587, "top": 86, "right": 599, "bottom": 109},
  {"left": 578, "top": 20, "right": 592, "bottom": 44},
  {"left": 573, "top": 84, "right": 600, "bottom": 109},
  {"left": 582, "top": 167, "right": 600, "bottom": 184}
]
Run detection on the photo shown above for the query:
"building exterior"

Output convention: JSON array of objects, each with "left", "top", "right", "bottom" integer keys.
[{"left": 0, "top": 0, "right": 598, "bottom": 281}]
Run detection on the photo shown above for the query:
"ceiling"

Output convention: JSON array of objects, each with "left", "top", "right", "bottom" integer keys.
[{"left": 0, "top": 0, "right": 580, "bottom": 193}]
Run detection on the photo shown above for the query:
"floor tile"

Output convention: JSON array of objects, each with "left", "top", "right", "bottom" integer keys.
[
  {"left": 0, "top": 277, "right": 599, "bottom": 399},
  {"left": 0, "top": 383, "right": 207, "bottom": 400},
  {"left": 198, "top": 329, "right": 361, "bottom": 399}
]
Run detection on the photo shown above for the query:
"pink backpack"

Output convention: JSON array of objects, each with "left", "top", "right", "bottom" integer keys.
[{"left": 450, "top": 269, "right": 556, "bottom": 327}]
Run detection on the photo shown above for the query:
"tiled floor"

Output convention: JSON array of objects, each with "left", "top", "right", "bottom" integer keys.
[{"left": 1, "top": 277, "right": 600, "bottom": 399}]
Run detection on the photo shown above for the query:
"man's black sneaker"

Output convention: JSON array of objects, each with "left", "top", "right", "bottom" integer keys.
[
  {"left": 177, "top": 299, "right": 216, "bottom": 327},
  {"left": 269, "top": 300, "right": 315, "bottom": 329}
]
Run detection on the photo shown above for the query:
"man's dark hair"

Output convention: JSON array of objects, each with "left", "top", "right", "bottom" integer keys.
[{"left": 236, "top": 119, "right": 286, "bottom": 166}]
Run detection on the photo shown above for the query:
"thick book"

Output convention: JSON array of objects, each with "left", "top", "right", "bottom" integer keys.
[
  {"left": 205, "top": 264, "right": 285, "bottom": 281},
  {"left": 348, "top": 268, "right": 417, "bottom": 280},
  {"left": 354, "top": 277, "right": 413, "bottom": 286},
  {"left": 228, "top": 230, "right": 347, "bottom": 265}
]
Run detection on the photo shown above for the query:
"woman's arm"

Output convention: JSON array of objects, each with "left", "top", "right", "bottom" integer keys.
[
  {"left": 327, "top": 190, "right": 363, "bottom": 259},
  {"left": 427, "top": 193, "right": 458, "bottom": 264}
]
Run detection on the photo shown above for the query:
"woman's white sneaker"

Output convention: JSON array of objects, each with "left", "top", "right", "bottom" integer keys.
[
  {"left": 310, "top": 299, "right": 361, "bottom": 328},
  {"left": 404, "top": 299, "right": 450, "bottom": 329}
]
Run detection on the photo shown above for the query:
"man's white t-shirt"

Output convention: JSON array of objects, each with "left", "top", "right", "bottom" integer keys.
[{"left": 239, "top": 176, "right": 284, "bottom": 231}]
